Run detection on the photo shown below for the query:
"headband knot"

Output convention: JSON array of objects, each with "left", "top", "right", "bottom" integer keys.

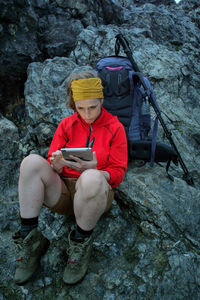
[{"left": 71, "top": 78, "right": 104, "bottom": 101}]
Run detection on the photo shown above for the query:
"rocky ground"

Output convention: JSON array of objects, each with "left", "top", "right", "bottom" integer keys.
[{"left": 0, "top": 0, "right": 200, "bottom": 299}]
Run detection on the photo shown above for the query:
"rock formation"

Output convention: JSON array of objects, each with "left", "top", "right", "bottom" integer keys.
[{"left": 0, "top": 0, "right": 200, "bottom": 299}]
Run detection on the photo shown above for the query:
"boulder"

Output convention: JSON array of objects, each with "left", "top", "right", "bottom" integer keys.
[{"left": 0, "top": 0, "right": 200, "bottom": 299}]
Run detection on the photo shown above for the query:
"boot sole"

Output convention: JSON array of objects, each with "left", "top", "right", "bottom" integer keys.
[{"left": 63, "top": 268, "right": 88, "bottom": 285}]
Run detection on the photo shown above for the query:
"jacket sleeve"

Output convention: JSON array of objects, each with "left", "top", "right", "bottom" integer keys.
[
  {"left": 47, "top": 119, "right": 68, "bottom": 163},
  {"left": 103, "top": 124, "right": 128, "bottom": 188}
]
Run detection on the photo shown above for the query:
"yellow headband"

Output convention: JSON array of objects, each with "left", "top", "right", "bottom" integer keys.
[{"left": 71, "top": 78, "right": 104, "bottom": 101}]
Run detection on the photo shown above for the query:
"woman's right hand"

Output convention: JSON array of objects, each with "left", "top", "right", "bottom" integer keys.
[{"left": 50, "top": 150, "right": 65, "bottom": 173}]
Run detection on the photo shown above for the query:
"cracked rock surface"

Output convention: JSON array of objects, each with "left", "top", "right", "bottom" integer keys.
[{"left": 0, "top": 0, "right": 200, "bottom": 299}]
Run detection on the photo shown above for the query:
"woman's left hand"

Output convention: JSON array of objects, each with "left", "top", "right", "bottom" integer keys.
[{"left": 64, "top": 151, "right": 97, "bottom": 172}]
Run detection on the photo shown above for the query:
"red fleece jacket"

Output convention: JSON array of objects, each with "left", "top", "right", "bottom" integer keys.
[{"left": 47, "top": 107, "right": 128, "bottom": 188}]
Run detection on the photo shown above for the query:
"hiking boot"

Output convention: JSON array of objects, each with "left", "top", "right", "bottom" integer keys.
[
  {"left": 13, "top": 228, "right": 50, "bottom": 285},
  {"left": 63, "top": 231, "right": 93, "bottom": 284}
]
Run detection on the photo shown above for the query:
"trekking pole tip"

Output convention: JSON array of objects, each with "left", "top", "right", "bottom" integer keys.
[{"left": 183, "top": 173, "right": 194, "bottom": 186}]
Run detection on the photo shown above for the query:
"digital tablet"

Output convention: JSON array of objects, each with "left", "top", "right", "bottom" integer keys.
[{"left": 61, "top": 147, "right": 93, "bottom": 161}]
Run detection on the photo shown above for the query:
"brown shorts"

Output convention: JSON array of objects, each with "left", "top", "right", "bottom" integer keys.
[{"left": 45, "top": 177, "right": 114, "bottom": 216}]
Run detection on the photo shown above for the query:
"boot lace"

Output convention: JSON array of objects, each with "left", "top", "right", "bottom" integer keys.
[
  {"left": 67, "top": 235, "right": 91, "bottom": 269},
  {"left": 14, "top": 237, "right": 29, "bottom": 264}
]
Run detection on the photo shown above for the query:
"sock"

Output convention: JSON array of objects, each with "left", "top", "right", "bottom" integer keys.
[
  {"left": 71, "top": 224, "right": 93, "bottom": 242},
  {"left": 76, "top": 224, "right": 93, "bottom": 237},
  {"left": 20, "top": 217, "right": 38, "bottom": 238}
]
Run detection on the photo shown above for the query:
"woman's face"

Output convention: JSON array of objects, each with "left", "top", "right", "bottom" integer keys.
[{"left": 75, "top": 98, "right": 103, "bottom": 124}]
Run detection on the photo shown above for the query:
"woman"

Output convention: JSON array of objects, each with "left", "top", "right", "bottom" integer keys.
[{"left": 14, "top": 70, "right": 128, "bottom": 285}]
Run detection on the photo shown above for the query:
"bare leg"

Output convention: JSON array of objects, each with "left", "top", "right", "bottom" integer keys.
[
  {"left": 19, "top": 154, "right": 64, "bottom": 218},
  {"left": 74, "top": 169, "right": 109, "bottom": 231}
]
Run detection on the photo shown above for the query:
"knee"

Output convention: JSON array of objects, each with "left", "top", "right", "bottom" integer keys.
[
  {"left": 78, "top": 169, "right": 106, "bottom": 196},
  {"left": 20, "top": 154, "right": 47, "bottom": 176}
]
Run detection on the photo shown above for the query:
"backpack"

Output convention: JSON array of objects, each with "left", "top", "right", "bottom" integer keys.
[{"left": 95, "top": 34, "right": 194, "bottom": 185}]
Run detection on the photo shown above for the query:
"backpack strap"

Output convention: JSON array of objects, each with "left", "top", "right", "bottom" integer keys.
[
  {"left": 147, "top": 88, "right": 162, "bottom": 166},
  {"left": 129, "top": 70, "right": 134, "bottom": 94},
  {"left": 132, "top": 72, "right": 161, "bottom": 166}
]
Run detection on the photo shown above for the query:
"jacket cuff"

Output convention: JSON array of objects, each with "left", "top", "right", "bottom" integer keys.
[{"left": 103, "top": 168, "right": 123, "bottom": 188}]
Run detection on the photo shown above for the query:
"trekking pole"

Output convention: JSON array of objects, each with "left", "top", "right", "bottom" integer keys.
[
  {"left": 115, "top": 34, "right": 140, "bottom": 72},
  {"left": 115, "top": 34, "right": 194, "bottom": 186},
  {"left": 149, "top": 97, "right": 194, "bottom": 186}
]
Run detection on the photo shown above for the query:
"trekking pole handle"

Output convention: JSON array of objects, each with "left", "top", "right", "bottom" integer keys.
[
  {"left": 115, "top": 34, "right": 140, "bottom": 72},
  {"left": 116, "top": 34, "right": 131, "bottom": 54}
]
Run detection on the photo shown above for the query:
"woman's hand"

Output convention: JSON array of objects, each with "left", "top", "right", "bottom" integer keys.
[
  {"left": 50, "top": 150, "right": 65, "bottom": 173},
  {"left": 64, "top": 151, "right": 97, "bottom": 173},
  {"left": 50, "top": 150, "right": 97, "bottom": 174}
]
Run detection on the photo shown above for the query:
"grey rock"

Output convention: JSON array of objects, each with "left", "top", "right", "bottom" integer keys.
[
  {"left": 56, "top": 0, "right": 88, "bottom": 14},
  {"left": 33, "top": 123, "right": 57, "bottom": 146},
  {"left": 0, "top": 0, "right": 84, "bottom": 111},
  {"left": 0, "top": 114, "right": 19, "bottom": 160},
  {"left": 0, "top": 0, "right": 200, "bottom": 299},
  {"left": 0, "top": 114, "right": 22, "bottom": 194},
  {"left": 116, "top": 165, "right": 200, "bottom": 245},
  {"left": 24, "top": 57, "right": 75, "bottom": 125},
  {"left": 38, "top": 15, "right": 83, "bottom": 58},
  {"left": 133, "top": 0, "right": 175, "bottom": 5}
]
